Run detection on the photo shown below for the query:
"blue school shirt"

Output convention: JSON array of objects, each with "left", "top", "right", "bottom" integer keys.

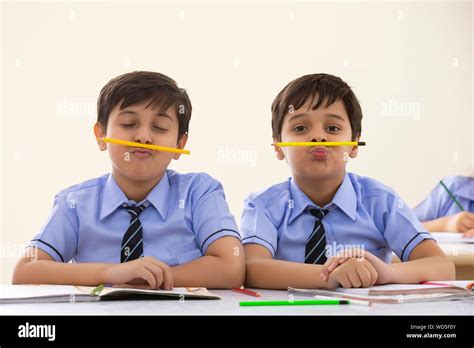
[
  {"left": 29, "top": 170, "right": 240, "bottom": 265},
  {"left": 240, "top": 172, "right": 433, "bottom": 263},
  {"left": 414, "top": 176, "right": 474, "bottom": 221}
]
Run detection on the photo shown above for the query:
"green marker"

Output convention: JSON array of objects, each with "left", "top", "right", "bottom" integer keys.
[
  {"left": 440, "top": 180, "right": 465, "bottom": 212},
  {"left": 240, "top": 299, "right": 351, "bottom": 307}
]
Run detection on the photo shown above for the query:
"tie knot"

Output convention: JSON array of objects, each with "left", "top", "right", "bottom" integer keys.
[
  {"left": 123, "top": 204, "right": 146, "bottom": 217},
  {"left": 309, "top": 208, "right": 329, "bottom": 220}
]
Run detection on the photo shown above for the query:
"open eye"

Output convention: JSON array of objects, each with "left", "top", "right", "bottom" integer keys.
[
  {"left": 326, "top": 125, "right": 341, "bottom": 132},
  {"left": 293, "top": 125, "right": 308, "bottom": 133}
]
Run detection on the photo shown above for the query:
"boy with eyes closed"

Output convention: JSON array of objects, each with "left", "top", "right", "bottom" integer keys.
[{"left": 13, "top": 71, "right": 245, "bottom": 290}]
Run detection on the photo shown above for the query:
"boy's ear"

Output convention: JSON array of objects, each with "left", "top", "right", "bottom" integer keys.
[
  {"left": 349, "top": 135, "right": 361, "bottom": 158},
  {"left": 273, "top": 138, "right": 285, "bottom": 161},
  {"left": 93, "top": 123, "right": 107, "bottom": 151},
  {"left": 173, "top": 133, "right": 188, "bottom": 160}
]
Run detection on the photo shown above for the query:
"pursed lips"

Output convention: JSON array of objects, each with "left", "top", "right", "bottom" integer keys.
[
  {"left": 130, "top": 147, "right": 153, "bottom": 156},
  {"left": 309, "top": 146, "right": 329, "bottom": 154}
]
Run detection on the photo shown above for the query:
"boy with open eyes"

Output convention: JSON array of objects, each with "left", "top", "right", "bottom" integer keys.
[{"left": 240, "top": 73, "right": 455, "bottom": 289}]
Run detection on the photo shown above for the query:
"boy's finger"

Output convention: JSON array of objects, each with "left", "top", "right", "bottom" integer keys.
[
  {"left": 355, "top": 263, "right": 370, "bottom": 287},
  {"left": 321, "top": 257, "right": 335, "bottom": 278},
  {"left": 328, "top": 258, "right": 342, "bottom": 272},
  {"left": 148, "top": 259, "right": 173, "bottom": 289},
  {"left": 161, "top": 265, "right": 173, "bottom": 290},
  {"left": 365, "top": 260, "right": 378, "bottom": 286},
  {"left": 464, "top": 212, "right": 474, "bottom": 220},
  {"left": 338, "top": 257, "right": 350, "bottom": 264},
  {"left": 462, "top": 229, "right": 474, "bottom": 237},
  {"left": 337, "top": 273, "right": 352, "bottom": 288},
  {"left": 463, "top": 218, "right": 474, "bottom": 229},
  {"left": 347, "top": 269, "right": 362, "bottom": 288},
  {"left": 139, "top": 268, "right": 156, "bottom": 289},
  {"left": 145, "top": 264, "right": 164, "bottom": 289}
]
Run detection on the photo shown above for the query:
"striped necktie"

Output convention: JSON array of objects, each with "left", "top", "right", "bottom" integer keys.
[
  {"left": 121, "top": 204, "right": 146, "bottom": 263},
  {"left": 305, "top": 208, "right": 330, "bottom": 264}
]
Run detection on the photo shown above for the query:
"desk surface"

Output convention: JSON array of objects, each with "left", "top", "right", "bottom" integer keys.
[{"left": 0, "top": 288, "right": 472, "bottom": 316}]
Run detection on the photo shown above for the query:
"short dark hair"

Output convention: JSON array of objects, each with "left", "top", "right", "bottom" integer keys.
[
  {"left": 271, "top": 73, "right": 362, "bottom": 141},
  {"left": 97, "top": 71, "right": 192, "bottom": 139}
]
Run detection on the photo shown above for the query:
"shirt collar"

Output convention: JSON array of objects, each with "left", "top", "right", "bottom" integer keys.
[
  {"left": 331, "top": 173, "right": 357, "bottom": 221},
  {"left": 100, "top": 171, "right": 170, "bottom": 221},
  {"left": 288, "top": 173, "right": 357, "bottom": 224}
]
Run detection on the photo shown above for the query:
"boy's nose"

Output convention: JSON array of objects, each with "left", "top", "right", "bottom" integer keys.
[
  {"left": 134, "top": 128, "right": 153, "bottom": 144},
  {"left": 310, "top": 137, "right": 328, "bottom": 143}
]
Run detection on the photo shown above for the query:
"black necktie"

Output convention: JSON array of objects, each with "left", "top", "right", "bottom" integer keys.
[
  {"left": 305, "top": 208, "right": 330, "bottom": 264},
  {"left": 121, "top": 204, "right": 146, "bottom": 263}
]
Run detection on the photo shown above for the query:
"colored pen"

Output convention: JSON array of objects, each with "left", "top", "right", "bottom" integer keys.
[
  {"left": 90, "top": 284, "right": 105, "bottom": 296},
  {"left": 273, "top": 141, "right": 366, "bottom": 147},
  {"left": 439, "top": 180, "right": 464, "bottom": 212},
  {"left": 423, "top": 281, "right": 474, "bottom": 291},
  {"left": 240, "top": 299, "right": 365, "bottom": 307},
  {"left": 99, "top": 137, "right": 190, "bottom": 155},
  {"left": 232, "top": 287, "right": 261, "bottom": 297},
  {"left": 421, "top": 281, "right": 452, "bottom": 287}
]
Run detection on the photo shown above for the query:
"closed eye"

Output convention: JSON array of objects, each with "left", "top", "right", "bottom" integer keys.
[
  {"left": 120, "top": 124, "right": 136, "bottom": 128},
  {"left": 153, "top": 126, "right": 168, "bottom": 132}
]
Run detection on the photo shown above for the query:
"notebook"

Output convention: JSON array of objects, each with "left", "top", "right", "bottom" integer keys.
[
  {"left": 0, "top": 285, "right": 221, "bottom": 304},
  {"left": 288, "top": 281, "right": 473, "bottom": 304},
  {"left": 431, "top": 232, "right": 474, "bottom": 244}
]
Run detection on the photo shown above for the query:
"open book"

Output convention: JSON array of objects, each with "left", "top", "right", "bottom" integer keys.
[
  {"left": 0, "top": 285, "right": 221, "bottom": 304},
  {"left": 431, "top": 232, "right": 474, "bottom": 244},
  {"left": 288, "top": 281, "right": 473, "bottom": 304}
]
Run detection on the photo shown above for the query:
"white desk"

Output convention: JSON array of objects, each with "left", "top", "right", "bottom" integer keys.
[
  {"left": 0, "top": 288, "right": 472, "bottom": 316},
  {"left": 391, "top": 234, "right": 474, "bottom": 279}
]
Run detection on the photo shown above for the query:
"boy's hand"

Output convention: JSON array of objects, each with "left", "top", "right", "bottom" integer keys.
[
  {"left": 321, "top": 249, "right": 395, "bottom": 286},
  {"left": 462, "top": 229, "right": 474, "bottom": 237},
  {"left": 104, "top": 256, "right": 174, "bottom": 290},
  {"left": 445, "top": 211, "right": 474, "bottom": 233},
  {"left": 322, "top": 257, "right": 378, "bottom": 288}
]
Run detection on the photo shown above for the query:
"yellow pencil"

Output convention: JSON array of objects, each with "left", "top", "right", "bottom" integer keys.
[
  {"left": 274, "top": 141, "right": 366, "bottom": 147},
  {"left": 99, "top": 137, "right": 190, "bottom": 155}
]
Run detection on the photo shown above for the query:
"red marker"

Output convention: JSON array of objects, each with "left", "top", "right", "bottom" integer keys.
[{"left": 232, "top": 287, "right": 261, "bottom": 297}]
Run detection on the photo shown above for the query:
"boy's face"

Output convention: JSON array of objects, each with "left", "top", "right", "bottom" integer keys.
[
  {"left": 94, "top": 100, "right": 187, "bottom": 183},
  {"left": 275, "top": 97, "right": 358, "bottom": 182}
]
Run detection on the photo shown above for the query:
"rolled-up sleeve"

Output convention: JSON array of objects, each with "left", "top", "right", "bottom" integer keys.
[
  {"left": 240, "top": 197, "right": 278, "bottom": 257},
  {"left": 383, "top": 194, "right": 435, "bottom": 262},
  {"left": 29, "top": 193, "right": 79, "bottom": 262},
  {"left": 192, "top": 175, "right": 240, "bottom": 254}
]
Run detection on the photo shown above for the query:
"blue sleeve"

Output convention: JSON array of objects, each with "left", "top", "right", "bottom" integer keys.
[
  {"left": 413, "top": 179, "right": 451, "bottom": 221},
  {"left": 29, "top": 192, "right": 79, "bottom": 262},
  {"left": 191, "top": 175, "right": 241, "bottom": 254},
  {"left": 239, "top": 197, "right": 278, "bottom": 257},
  {"left": 380, "top": 193, "right": 435, "bottom": 262}
]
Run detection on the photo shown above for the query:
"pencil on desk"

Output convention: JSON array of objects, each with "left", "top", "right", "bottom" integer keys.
[
  {"left": 439, "top": 180, "right": 464, "bottom": 212},
  {"left": 273, "top": 141, "right": 366, "bottom": 147},
  {"left": 90, "top": 284, "right": 104, "bottom": 296},
  {"left": 232, "top": 287, "right": 261, "bottom": 297},
  {"left": 99, "top": 137, "right": 191, "bottom": 155}
]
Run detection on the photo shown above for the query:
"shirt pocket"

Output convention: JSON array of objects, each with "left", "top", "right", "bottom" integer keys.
[{"left": 167, "top": 240, "right": 203, "bottom": 265}]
